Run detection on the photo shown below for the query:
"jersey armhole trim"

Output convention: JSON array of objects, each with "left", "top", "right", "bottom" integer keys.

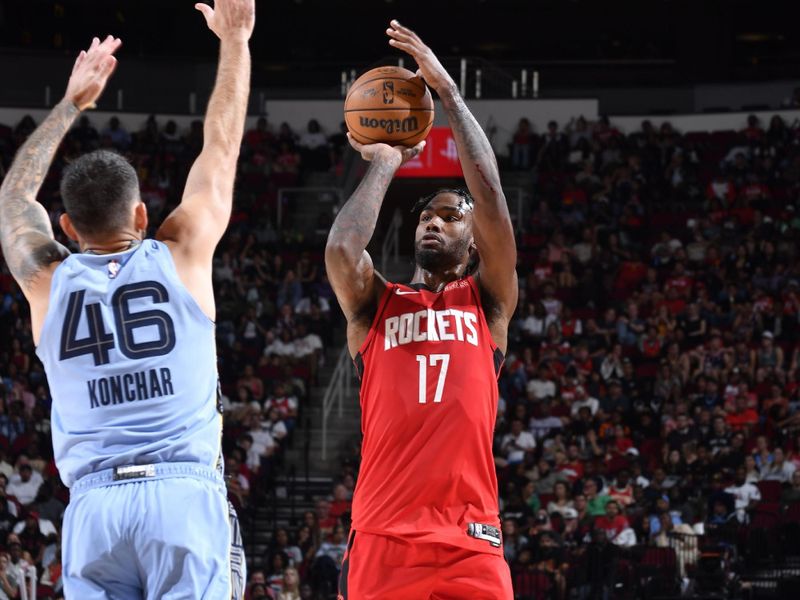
[
  {"left": 34, "top": 260, "right": 68, "bottom": 354},
  {"left": 355, "top": 282, "right": 396, "bottom": 358},
  {"left": 158, "top": 241, "right": 216, "bottom": 327},
  {"left": 493, "top": 347, "right": 505, "bottom": 379},
  {"left": 466, "top": 275, "right": 500, "bottom": 354}
]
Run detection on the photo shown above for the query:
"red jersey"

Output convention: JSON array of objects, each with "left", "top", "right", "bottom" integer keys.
[{"left": 352, "top": 276, "right": 503, "bottom": 555}]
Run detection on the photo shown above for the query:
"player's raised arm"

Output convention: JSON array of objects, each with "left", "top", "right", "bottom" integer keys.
[
  {"left": 0, "top": 36, "right": 120, "bottom": 302},
  {"left": 156, "top": 0, "right": 254, "bottom": 298},
  {"left": 325, "top": 137, "right": 423, "bottom": 345},
  {"left": 387, "top": 20, "right": 518, "bottom": 319}
]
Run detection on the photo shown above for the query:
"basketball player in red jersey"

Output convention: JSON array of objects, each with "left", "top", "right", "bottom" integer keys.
[{"left": 325, "top": 20, "right": 517, "bottom": 600}]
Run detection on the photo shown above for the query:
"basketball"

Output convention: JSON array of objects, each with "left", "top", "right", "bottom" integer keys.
[{"left": 344, "top": 66, "right": 434, "bottom": 146}]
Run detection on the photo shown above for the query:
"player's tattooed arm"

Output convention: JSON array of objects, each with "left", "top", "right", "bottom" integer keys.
[
  {"left": 326, "top": 140, "right": 423, "bottom": 321},
  {"left": 387, "top": 20, "right": 517, "bottom": 320},
  {"left": 0, "top": 101, "right": 76, "bottom": 289},
  {"left": 0, "top": 36, "right": 120, "bottom": 295}
]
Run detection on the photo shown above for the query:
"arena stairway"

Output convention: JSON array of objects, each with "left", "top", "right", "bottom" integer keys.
[
  {"left": 243, "top": 473, "right": 334, "bottom": 568},
  {"left": 283, "top": 250, "right": 414, "bottom": 477}
]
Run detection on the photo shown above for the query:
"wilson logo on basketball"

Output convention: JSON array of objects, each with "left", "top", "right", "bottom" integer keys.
[
  {"left": 359, "top": 116, "right": 419, "bottom": 134},
  {"left": 383, "top": 81, "right": 395, "bottom": 104}
]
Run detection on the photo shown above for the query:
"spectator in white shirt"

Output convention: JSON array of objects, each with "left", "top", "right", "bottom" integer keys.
[
  {"left": 295, "top": 292, "right": 330, "bottom": 316},
  {"left": 314, "top": 524, "right": 349, "bottom": 565},
  {"left": 12, "top": 511, "right": 58, "bottom": 539},
  {"left": 263, "top": 330, "right": 296, "bottom": 358},
  {"left": 262, "top": 407, "right": 288, "bottom": 442},
  {"left": 570, "top": 386, "right": 599, "bottom": 417},
  {"left": 6, "top": 462, "right": 43, "bottom": 506},
  {"left": 500, "top": 419, "right": 537, "bottom": 465},
  {"left": 521, "top": 302, "right": 557, "bottom": 339},
  {"left": 526, "top": 366, "right": 557, "bottom": 401},
  {"left": 293, "top": 323, "right": 323, "bottom": 360},
  {"left": 600, "top": 344, "right": 625, "bottom": 381},
  {"left": 725, "top": 466, "right": 762, "bottom": 523},
  {"left": 0, "top": 451, "right": 13, "bottom": 481},
  {"left": 241, "top": 410, "right": 277, "bottom": 473},
  {"left": 761, "top": 448, "right": 796, "bottom": 483},
  {"left": 529, "top": 400, "right": 563, "bottom": 441}
]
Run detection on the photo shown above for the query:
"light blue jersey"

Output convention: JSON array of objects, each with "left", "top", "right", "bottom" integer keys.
[
  {"left": 36, "top": 240, "right": 243, "bottom": 599},
  {"left": 36, "top": 239, "right": 222, "bottom": 486}
]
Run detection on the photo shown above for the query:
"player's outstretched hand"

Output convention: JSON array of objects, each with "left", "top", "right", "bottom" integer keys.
[
  {"left": 347, "top": 133, "right": 425, "bottom": 166},
  {"left": 196, "top": 0, "right": 256, "bottom": 41},
  {"left": 386, "top": 20, "right": 455, "bottom": 94},
  {"left": 65, "top": 35, "right": 122, "bottom": 111}
]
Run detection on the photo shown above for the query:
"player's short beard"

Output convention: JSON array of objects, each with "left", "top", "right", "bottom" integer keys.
[{"left": 414, "top": 236, "right": 471, "bottom": 272}]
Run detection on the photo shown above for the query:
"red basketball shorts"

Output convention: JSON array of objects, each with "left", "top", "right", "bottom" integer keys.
[{"left": 337, "top": 530, "right": 513, "bottom": 600}]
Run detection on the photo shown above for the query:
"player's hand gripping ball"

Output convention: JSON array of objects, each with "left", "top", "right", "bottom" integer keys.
[{"left": 344, "top": 66, "right": 434, "bottom": 147}]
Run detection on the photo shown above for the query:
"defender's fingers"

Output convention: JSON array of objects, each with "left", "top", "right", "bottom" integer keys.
[
  {"left": 195, "top": 3, "right": 215, "bottom": 23},
  {"left": 73, "top": 50, "right": 87, "bottom": 72}
]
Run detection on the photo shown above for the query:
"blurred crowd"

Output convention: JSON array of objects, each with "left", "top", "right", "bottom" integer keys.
[
  {"left": 497, "top": 112, "right": 800, "bottom": 598},
  {"left": 2, "top": 108, "right": 800, "bottom": 599}
]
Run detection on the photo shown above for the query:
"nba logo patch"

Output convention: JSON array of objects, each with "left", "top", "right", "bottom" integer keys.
[{"left": 107, "top": 259, "right": 121, "bottom": 279}]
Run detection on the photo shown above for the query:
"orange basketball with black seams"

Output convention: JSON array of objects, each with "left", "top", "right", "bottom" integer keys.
[{"left": 344, "top": 66, "right": 434, "bottom": 146}]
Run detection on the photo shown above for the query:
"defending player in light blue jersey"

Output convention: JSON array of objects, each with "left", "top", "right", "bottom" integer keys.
[{"left": 0, "top": 1, "right": 254, "bottom": 598}]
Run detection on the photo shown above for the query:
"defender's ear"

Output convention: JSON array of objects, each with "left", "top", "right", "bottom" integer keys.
[
  {"left": 59, "top": 213, "right": 79, "bottom": 242},
  {"left": 134, "top": 201, "right": 148, "bottom": 235}
]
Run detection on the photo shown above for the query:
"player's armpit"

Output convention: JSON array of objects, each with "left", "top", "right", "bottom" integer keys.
[
  {"left": 324, "top": 245, "right": 386, "bottom": 323},
  {"left": 473, "top": 216, "right": 519, "bottom": 321},
  {"left": 156, "top": 151, "right": 236, "bottom": 260}
]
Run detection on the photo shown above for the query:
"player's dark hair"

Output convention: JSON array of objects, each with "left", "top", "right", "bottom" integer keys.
[
  {"left": 60, "top": 150, "right": 140, "bottom": 236},
  {"left": 411, "top": 188, "right": 474, "bottom": 214}
]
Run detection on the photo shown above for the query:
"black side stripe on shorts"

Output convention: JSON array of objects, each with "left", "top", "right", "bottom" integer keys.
[{"left": 339, "top": 531, "right": 357, "bottom": 600}]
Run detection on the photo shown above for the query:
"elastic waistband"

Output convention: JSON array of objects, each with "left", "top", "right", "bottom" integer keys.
[{"left": 71, "top": 462, "right": 223, "bottom": 495}]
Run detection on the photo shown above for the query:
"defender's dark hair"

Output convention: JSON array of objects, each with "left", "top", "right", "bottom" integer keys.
[
  {"left": 411, "top": 188, "right": 474, "bottom": 214},
  {"left": 60, "top": 150, "right": 140, "bottom": 236}
]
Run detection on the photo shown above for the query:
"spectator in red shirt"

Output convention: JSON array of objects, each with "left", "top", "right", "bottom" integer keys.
[
  {"left": 608, "top": 470, "right": 634, "bottom": 507},
  {"left": 594, "top": 500, "right": 629, "bottom": 545},
  {"left": 639, "top": 327, "right": 663, "bottom": 359},
  {"left": 558, "top": 444, "right": 585, "bottom": 482},
  {"left": 741, "top": 114, "right": 764, "bottom": 142},
  {"left": 665, "top": 261, "right": 693, "bottom": 298},
  {"left": 726, "top": 395, "right": 759, "bottom": 432},
  {"left": 611, "top": 424, "right": 634, "bottom": 456},
  {"left": 328, "top": 484, "right": 351, "bottom": 520}
]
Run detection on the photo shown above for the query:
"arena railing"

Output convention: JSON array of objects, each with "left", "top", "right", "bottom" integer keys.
[
  {"left": 320, "top": 344, "right": 353, "bottom": 461},
  {"left": 380, "top": 208, "right": 402, "bottom": 275}
]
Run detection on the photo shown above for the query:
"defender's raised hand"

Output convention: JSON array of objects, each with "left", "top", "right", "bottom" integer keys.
[
  {"left": 386, "top": 20, "right": 455, "bottom": 94},
  {"left": 195, "top": 0, "right": 256, "bottom": 40},
  {"left": 65, "top": 35, "right": 122, "bottom": 111}
]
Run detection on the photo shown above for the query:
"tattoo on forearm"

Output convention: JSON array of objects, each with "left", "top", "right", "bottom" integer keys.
[
  {"left": 328, "top": 158, "right": 397, "bottom": 255},
  {"left": 440, "top": 90, "right": 503, "bottom": 196},
  {"left": 0, "top": 100, "right": 75, "bottom": 287}
]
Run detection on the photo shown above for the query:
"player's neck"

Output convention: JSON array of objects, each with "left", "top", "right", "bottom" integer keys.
[
  {"left": 81, "top": 230, "right": 144, "bottom": 255},
  {"left": 410, "top": 264, "right": 467, "bottom": 292}
]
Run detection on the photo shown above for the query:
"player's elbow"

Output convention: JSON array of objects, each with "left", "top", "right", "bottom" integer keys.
[
  {"left": 203, "top": 128, "right": 242, "bottom": 162},
  {"left": 325, "top": 239, "right": 355, "bottom": 268}
]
